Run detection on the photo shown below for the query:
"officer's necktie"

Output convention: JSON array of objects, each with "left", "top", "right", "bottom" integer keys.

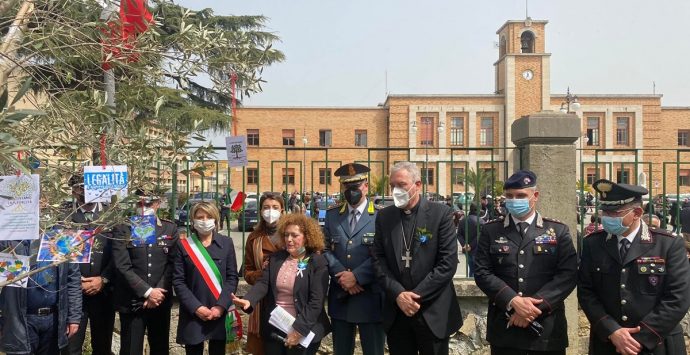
[
  {"left": 518, "top": 222, "right": 529, "bottom": 237},
  {"left": 619, "top": 238, "right": 631, "bottom": 261},
  {"left": 350, "top": 210, "right": 359, "bottom": 233}
]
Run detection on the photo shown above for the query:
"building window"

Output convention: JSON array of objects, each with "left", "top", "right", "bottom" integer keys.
[
  {"left": 318, "top": 129, "right": 332, "bottom": 147},
  {"left": 680, "top": 169, "right": 690, "bottom": 187},
  {"left": 450, "top": 117, "right": 464, "bottom": 146},
  {"left": 247, "top": 168, "right": 258, "bottom": 184},
  {"left": 247, "top": 129, "right": 259, "bottom": 146},
  {"left": 480, "top": 117, "right": 494, "bottom": 146},
  {"left": 586, "top": 117, "right": 599, "bottom": 146},
  {"left": 319, "top": 168, "right": 332, "bottom": 185},
  {"left": 420, "top": 117, "right": 434, "bottom": 146},
  {"left": 616, "top": 117, "right": 629, "bottom": 145},
  {"left": 451, "top": 167, "right": 465, "bottom": 185},
  {"left": 282, "top": 129, "right": 295, "bottom": 146},
  {"left": 355, "top": 130, "right": 367, "bottom": 147},
  {"left": 616, "top": 169, "right": 630, "bottom": 184},
  {"left": 586, "top": 169, "right": 597, "bottom": 185},
  {"left": 282, "top": 168, "right": 295, "bottom": 185},
  {"left": 520, "top": 31, "right": 534, "bottom": 53},
  {"left": 421, "top": 168, "right": 434, "bottom": 185},
  {"left": 678, "top": 130, "right": 690, "bottom": 147}
]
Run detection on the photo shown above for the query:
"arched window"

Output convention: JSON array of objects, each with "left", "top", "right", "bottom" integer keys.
[
  {"left": 520, "top": 31, "right": 534, "bottom": 53},
  {"left": 499, "top": 36, "right": 506, "bottom": 57}
]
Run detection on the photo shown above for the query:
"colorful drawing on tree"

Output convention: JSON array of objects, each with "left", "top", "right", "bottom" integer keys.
[
  {"left": 37, "top": 228, "right": 94, "bottom": 263},
  {"left": 0, "top": 253, "right": 30, "bottom": 288},
  {"left": 130, "top": 215, "right": 157, "bottom": 247}
]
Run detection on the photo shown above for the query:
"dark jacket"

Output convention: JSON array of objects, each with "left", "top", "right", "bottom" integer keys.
[
  {"left": 372, "top": 199, "right": 462, "bottom": 339},
  {"left": 680, "top": 203, "right": 690, "bottom": 234},
  {"left": 457, "top": 213, "right": 483, "bottom": 256},
  {"left": 112, "top": 217, "right": 179, "bottom": 313},
  {"left": 242, "top": 251, "right": 331, "bottom": 342},
  {"left": 323, "top": 200, "right": 384, "bottom": 323},
  {"left": 474, "top": 213, "right": 578, "bottom": 351},
  {"left": 173, "top": 232, "right": 238, "bottom": 345},
  {"left": 578, "top": 223, "right": 690, "bottom": 355},
  {"left": 68, "top": 205, "right": 115, "bottom": 291},
  {"left": 0, "top": 241, "right": 82, "bottom": 354}
]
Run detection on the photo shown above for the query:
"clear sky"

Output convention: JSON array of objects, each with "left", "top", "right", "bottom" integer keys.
[{"left": 176, "top": 0, "right": 690, "bottom": 109}]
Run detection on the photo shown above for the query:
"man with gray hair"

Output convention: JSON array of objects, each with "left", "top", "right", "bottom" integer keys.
[{"left": 372, "top": 161, "right": 462, "bottom": 355}]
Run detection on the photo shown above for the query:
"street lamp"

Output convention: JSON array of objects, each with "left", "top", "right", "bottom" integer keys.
[{"left": 560, "top": 87, "right": 580, "bottom": 113}]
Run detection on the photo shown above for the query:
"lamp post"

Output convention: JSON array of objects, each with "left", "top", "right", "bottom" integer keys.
[{"left": 560, "top": 87, "right": 581, "bottom": 113}]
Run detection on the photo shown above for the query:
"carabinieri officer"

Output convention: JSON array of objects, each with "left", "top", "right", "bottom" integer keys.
[
  {"left": 578, "top": 179, "right": 690, "bottom": 355},
  {"left": 323, "top": 163, "right": 385, "bottom": 355}
]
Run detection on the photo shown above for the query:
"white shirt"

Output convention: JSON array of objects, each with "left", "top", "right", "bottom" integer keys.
[
  {"left": 617, "top": 222, "right": 641, "bottom": 246},
  {"left": 348, "top": 198, "right": 367, "bottom": 225},
  {"left": 511, "top": 212, "right": 537, "bottom": 233}
]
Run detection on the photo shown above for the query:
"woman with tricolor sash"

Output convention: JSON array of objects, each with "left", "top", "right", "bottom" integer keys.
[
  {"left": 243, "top": 192, "right": 285, "bottom": 355},
  {"left": 232, "top": 213, "right": 331, "bottom": 355},
  {"left": 173, "top": 202, "right": 241, "bottom": 355}
]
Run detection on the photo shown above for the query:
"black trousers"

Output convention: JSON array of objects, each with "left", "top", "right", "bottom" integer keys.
[
  {"left": 184, "top": 339, "right": 225, "bottom": 355},
  {"left": 332, "top": 319, "right": 385, "bottom": 355},
  {"left": 386, "top": 311, "right": 449, "bottom": 355},
  {"left": 119, "top": 304, "right": 172, "bottom": 355},
  {"left": 490, "top": 347, "right": 565, "bottom": 355},
  {"left": 62, "top": 292, "right": 115, "bottom": 355},
  {"left": 263, "top": 336, "right": 320, "bottom": 355}
]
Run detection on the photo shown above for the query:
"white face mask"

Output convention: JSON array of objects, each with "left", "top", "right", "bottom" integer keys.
[
  {"left": 262, "top": 209, "right": 281, "bottom": 224},
  {"left": 393, "top": 186, "right": 415, "bottom": 209},
  {"left": 142, "top": 207, "right": 156, "bottom": 216},
  {"left": 194, "top": 219, "right": 216, "bottom": 234}
]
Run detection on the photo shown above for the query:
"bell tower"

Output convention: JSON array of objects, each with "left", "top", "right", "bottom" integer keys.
[{"left": 494, "top": 18, "right": 551, "bottom": 121}]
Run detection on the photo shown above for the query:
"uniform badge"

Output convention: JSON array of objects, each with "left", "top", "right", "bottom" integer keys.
[
  {"left": 495, "top": 236, "right": 508, "bottom": 244},
  {"left": 163, "top": 247, "right": 169, "bottom": 254},
  {"left": 648, "top": 275, "right": 659, "bottom": 286},
  {"left": 640, "top": 266, "right": 648, "bottom": 273},
  {"left": 500, "top": 245, "right": 510, "bottom": 253}
]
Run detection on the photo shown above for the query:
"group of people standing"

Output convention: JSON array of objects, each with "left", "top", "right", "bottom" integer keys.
[{"left": 1, "top": 160, "right": 689, "bottom": 355}]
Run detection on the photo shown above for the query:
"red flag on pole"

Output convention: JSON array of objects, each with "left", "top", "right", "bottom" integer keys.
[{"left": 103, "top": 0, "right": 153, "bottom": 70}]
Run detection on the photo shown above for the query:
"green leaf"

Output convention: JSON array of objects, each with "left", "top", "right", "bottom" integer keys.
[{"left": 10, "top": 78, "right": 33, "bottom": 107}]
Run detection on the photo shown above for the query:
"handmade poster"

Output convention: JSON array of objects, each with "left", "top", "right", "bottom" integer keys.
[
  {"left": 0, "top": 253, "right": 30, "bottom": 288},
  {"left": 37, "top": 228, "right": 94, "bottom": 263},
  {"left": 130, "top": 215, "right": 157, "bottom": 247},
  {"left": 0, "top": 174, "right": 40, "bottom": 241},
  {"left": 83, "top": 165, "right": 128, "bottom": 203},
  {"left": 225, "top": 136, "right": 248, "bottom": 167}
]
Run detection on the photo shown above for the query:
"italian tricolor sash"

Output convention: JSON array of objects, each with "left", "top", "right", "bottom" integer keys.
[{"left": 180, "top": 235, "right": 243, "bottom": 351}]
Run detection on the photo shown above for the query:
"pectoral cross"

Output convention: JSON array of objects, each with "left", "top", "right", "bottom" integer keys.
[{"left": 401, "top": 250, "right": 412, "bottom": 268}]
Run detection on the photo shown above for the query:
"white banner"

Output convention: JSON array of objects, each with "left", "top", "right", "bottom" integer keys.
[
  {"left": 83, "top": 165, "right": 128, "bottom": 203},
  {"left": 0, "top": 174, "right": 40, "bottom": 241}
]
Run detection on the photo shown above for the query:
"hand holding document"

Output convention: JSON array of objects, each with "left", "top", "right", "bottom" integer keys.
[{"left": 269, "top": 306, "right": 316, "bottom": 348}]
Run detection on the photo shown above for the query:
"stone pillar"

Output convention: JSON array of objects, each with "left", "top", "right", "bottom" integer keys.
[{"left": 511, "top": 111, "right": 581, "bottom": 354}]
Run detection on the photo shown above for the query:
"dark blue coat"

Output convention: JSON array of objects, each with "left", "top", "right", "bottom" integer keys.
[
  {"left": 173, "top": 232, "right": 239, "bottom": 345},
  {"left": 323, "top": 200, "right": 383, "bottom": 323}
]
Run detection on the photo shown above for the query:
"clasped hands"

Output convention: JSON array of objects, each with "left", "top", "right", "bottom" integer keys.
[
  {"left": 81, "top": 276, "right": 104, "bottom": 296},
  {"left": 396, "top": 291, "right": 421, "bottom": 317},
  {"left": 194, "top": 305, "right": 225, "bottom": 321},
  {"left": 143, "top": 288, "right": 167, "bottom": 309},
  {"left": 609, "top": 326, "right": 642, "bottom": 355},
  {"left": 335, "top": 270, "right": 363, "bottom": 295},
  {"left": 507, "top": 296, "right": 543, "bottom": 328}
]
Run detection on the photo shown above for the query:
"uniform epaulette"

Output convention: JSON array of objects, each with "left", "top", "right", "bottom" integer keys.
[
  {"left": 583, "top": 229, "right": 606, "bottom": 238},
  {"left": 485, "top": 217, "right": 504, "bottom": 224},
  {"left": 159, "top": 218, "right": 174, "bottom": 224},
  {"left": 327, "top": 203, "right": 343, "bottom": 211},
  {"left": 542, "top": 216, "right": 566, "bottom": 225},
  {"left": 649, "top": 227, "right": 676, "bottom": 238}
]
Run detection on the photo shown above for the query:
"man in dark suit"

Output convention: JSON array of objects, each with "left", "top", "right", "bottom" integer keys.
[
  {"left": 62, "top": 173, "right": 116, "bottom": 355},
  {"left": 474, "top": 170, "right": 578, "bottom": 355},
  {"left": 457, "top": 203, "right": 483, "bottom": 277},
  {"left": 578, "top": 179, "right": 690, "bottom": 355},
  {"left": 372, "top": 161, "right": 461, "bottom": 355},
  {"left": 323, "top": 163, "right": 385, "bottom": 355},
  {"left": 680, "top": 199, "right": 690, "bottom": 259},
  {"left": 112, "top": 188, "right": 179, "bottom": 355}
]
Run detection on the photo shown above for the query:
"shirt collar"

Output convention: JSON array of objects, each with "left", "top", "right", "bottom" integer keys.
[
  {"left": 617, "top": 222, "right": 641, "bottom": 244},
  {"left": 78, "top": 202, "right": 102, "bottom": 214},
  {"left": 511, "top": 212, "right": 537, "bottom": 229},
  {"left": 348, "top": 198, "right": 368, "bottom": 216}
]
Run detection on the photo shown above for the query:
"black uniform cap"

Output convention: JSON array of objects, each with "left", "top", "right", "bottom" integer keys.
[
  {"left": 504, "top": 170, "right": 537, "bottom": 190},
  {"left": 334, "top": 163, "right": 370, "bottom": 184},
  {"left": 592, "top": 179, "right": 647, "bottom": 211},
  {"left": 134, "top": 186, "right": 166, "bottom": 203}
]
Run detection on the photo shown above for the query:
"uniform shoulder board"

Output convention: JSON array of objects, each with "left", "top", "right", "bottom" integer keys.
[
  {"left": 327, "top": 203, "right": 342, "bottom": 211},
  {"left": 649, "top": 227, "right": 676, "bottom": 238},
  {"left": 485, "top": 217, "right": 504, "bottom": 224},
  {"left": 583, "top": 229, "right": 606, "bottom": 239},
  {"left": 160, "top": 218, "right": 175, "bottom": 224},
  {"left": 542, "top": 216, "right": 565, "bottom": 225}
]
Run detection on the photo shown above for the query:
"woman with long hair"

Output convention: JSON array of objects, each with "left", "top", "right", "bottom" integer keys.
[{"left": 243, "top": 192, "right": 285, "bottom": 354}]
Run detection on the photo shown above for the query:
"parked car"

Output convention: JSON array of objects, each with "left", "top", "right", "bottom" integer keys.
[
  {"left": 238, "top": 199, "right": 259, "bottom": 232},
  {"left": 374, "top": 196, "right": 394, "bottom": 208},
  {"left": 175, "top": 202, "right": 191, "bottom": 226}
]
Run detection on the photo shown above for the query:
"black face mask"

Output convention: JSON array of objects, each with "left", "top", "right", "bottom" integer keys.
[{"left": 344, "top": 186, "right": 363, "bottom": 206}]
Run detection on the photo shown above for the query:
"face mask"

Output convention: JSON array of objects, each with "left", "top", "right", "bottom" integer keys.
[
  {"left": 141, "top": 207, "right": 156, "bottom": 216},
  {"left": 393, "top": 186, "right": 415, "bottom": 209},
  {"left": 262, "top": 209, "right": 281, "bottom": 224},
  {"left": 505, "top": 198, "right": 531, "bottom": 217},
  {"left": 193, "top": 219, "right": 216, "bottom": 234},
  {"left": 344, "top": 186, "right": 363, "bottom": 206},
  {"left": 601, "top": 210, "right": 633, "bottom": 235}
]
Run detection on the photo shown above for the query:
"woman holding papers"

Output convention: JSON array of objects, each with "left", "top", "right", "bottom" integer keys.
[
  {"left": 243, "top": 192, "right": 285, "bottom": 355},
  {"left": 173, "top": 202, "right": 241, "bottom": 355},
  {"left": 233, "top": 213, "right": 330, "bottom": 355}
]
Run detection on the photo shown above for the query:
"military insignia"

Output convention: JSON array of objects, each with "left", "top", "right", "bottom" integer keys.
[
  {"left": 533, "top": 245, "right": 552, "bottom": 254},
  {"left": 495, "top": 236, "right": 508, "bottom": 244},
  {"left": 362, "top": 234, "right": 374, "bottom": 246},
  {"left": 597, "top": 181, "right": 613, "bottom": 198},
  {"left": 606, "top": 233, "right": 613, "bottom": 241},
  {"left": 535, "top": 233, "right": 557, "bottom": 245},
  {"left": 368, "top": 200, "right": 375, "bottom": 215},
  {"left": 500, "top": 245, "right": 510, "bottom": 253},
  {"left": 339, "top": 203, "right": 347, "bottom": 215},
  {"left": 640, "top": 266, "right": 647, "bottom": 273},
  {"left": 523, "top": 177, "right": 531, "bottom": 185},
  {"left": 157, "top": 240, "right": 167, "bottom": 247},
  {"left": 640, "top": 225, "right": 652, "bottom": 243},
  {"left": 348, "top": 164, "right": 356, "bottom": 176},
  {"left": 498, "top": 257, "right": 503, "bottom": 264},
  {"left": 163, "top": 247, "right": 169, "bottom": 254},
  {"left": 648, "top": 275, "right": 659, "bottom": 286}
]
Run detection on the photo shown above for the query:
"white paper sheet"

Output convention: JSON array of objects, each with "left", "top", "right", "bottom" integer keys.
[{"left": 268, "top": 306, "right": 316, "bottom": 348}]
